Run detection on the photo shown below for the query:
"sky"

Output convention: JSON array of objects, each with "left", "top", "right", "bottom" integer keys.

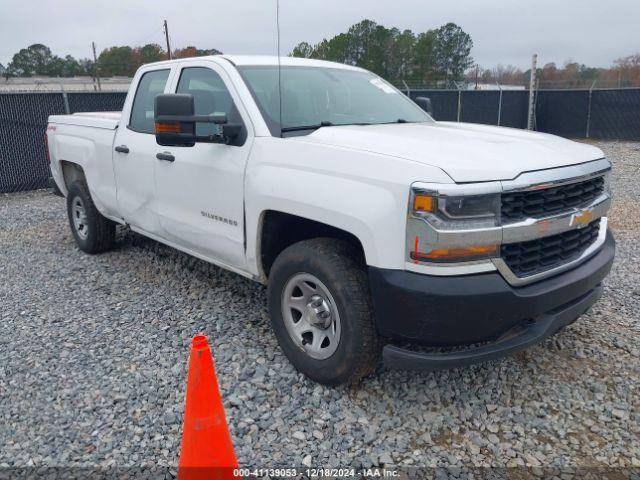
[{"left": 1, "top": 0, "right": 638, "bottom": 70}]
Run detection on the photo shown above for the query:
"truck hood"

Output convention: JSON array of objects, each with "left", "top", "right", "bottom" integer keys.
[{"left": 295, "top": 122, "right": 604, "bottom": 183}]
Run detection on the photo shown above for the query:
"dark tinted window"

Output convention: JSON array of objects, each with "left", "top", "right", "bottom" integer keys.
[
  {"left": 129, "top": 69, "right": 170, "bottom": 133},
  {"left": 176, "top": 67, "right": 241, "bottom": 136}
]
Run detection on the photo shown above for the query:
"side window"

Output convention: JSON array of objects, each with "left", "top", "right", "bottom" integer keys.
[
  {"left": 129, "top": 69, "right": 170, "bottom": 133},
  {"left": 176, "top": 67, "right": 242, "bottom": 137}
]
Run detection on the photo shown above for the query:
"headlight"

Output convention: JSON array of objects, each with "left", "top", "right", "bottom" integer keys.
[
  {"left": 411, "top": 191, "right": 501, "bottom": 228},
  {"left": 408, "top": 185, "right": 502, "bottom": 264}
]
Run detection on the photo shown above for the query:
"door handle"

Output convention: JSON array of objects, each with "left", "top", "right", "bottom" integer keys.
[
  {"left": 114, "top": 145, "right": 129, "bottom": 154},
  {"left": 156, "top": 152, "right": 175, "bottom": 162}
]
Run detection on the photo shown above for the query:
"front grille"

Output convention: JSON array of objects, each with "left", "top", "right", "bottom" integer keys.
[
  {"left": 501, "top": 176, "right": 605, "bottom": 222},
  {"left": 501, "top": 219, "right": 601, "bottom": 277}
]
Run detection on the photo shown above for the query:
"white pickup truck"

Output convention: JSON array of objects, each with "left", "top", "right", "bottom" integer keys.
[{"left": 47, "top": 55, "right": 615, "bottom": 385}]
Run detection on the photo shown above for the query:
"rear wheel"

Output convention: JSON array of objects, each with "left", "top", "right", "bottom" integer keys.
[
  {"left": 66, "top": 181, "right": 115, "bottom": 254},
  {"left": 267, "top": 238, "right": 381, "bottom": 385}
]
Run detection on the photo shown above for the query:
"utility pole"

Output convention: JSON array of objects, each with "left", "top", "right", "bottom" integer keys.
[
  {"left": 527, "top": 53, "right": 537, "bottom": 130},
  {"left": 164, "top": 20, "right": 172, "bottom": 60},
  {"left": 475, "top": 64, "right": 479, "bottom": 90},
  {"left": 91, "top": 41, "right": 102, "bottom": 92}
]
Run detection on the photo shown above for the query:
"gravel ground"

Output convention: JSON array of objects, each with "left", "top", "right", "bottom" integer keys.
[{"left": 0, "top": 141, "right": 638, "bottom": 473}]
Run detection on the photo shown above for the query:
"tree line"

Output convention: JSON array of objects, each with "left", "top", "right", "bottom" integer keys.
[
  {"left": 0, "top": 43, "right": 221, "bottom": 79},
  {"left": 2, "top": 21, "right": 638, "bottom": 89},
  {"left": 290, "top": 20, "right": 473, "bottom": 87},
  {"left": 291, "top": 19, "right": 640, "bottom": 89},
  {"left": 474, "top": 55, "right": 640, "bottom": 88}
]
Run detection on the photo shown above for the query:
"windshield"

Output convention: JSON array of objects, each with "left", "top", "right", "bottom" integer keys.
[{"left": 237, "top": 65, "right": 433, "bottom": 136}]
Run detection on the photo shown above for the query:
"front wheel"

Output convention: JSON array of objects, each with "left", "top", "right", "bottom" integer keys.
[{"left": 267, "top": 238, "right": 381, "bottom": 385}]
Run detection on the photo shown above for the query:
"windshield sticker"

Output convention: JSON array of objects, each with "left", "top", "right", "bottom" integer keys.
[{"left": 369, "top": 78, "right": 397, "bottom": 94}]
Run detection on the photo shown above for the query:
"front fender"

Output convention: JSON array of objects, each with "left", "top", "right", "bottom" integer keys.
[{"left": 244, "top": 137, "right": 453, "bottom": 276}]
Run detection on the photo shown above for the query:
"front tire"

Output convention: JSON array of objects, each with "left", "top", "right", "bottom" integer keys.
[
  {"left": 267, "top": 238, "right": 381, "bottom": 385},
  {"left": 66, "top": 181, "right": 115, "bottom": 254}
]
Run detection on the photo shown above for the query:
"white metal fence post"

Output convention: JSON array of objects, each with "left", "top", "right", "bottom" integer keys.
[
  {"left": 586, "top": 80, "right": 597, "bottom": 138},
  {"left": 455, "top": 83, "right": 462, "bottom": 122},
  {"left": 58, "top": 77, "right": 70, "bottom": 114},
  {"left": 527, "top": 54, "right": 538, "bottom": 130},
  {"left": 497, "top": 83, "right": 503, "bottom": 126},
  {"left": 402, "top": 80, "right": 411, "bottom": 99}
]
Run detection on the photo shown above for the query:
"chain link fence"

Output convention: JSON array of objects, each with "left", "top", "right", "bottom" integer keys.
[
  {"left": 0, "top": 88, "right": 638, "bottom": 194},
  {"left": 0, "top": 92, "right": 126, "bottom": 193},
  {"left": 404, "top": 88, "right": 640, "bottom": 136}
]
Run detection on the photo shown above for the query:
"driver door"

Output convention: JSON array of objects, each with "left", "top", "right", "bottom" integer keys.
[{"left": 153, "top": 63, "right": 252, "bottom": 268}]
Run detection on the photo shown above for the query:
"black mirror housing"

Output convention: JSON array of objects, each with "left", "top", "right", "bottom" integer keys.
[
  {"left": 154, "top": 93, "right": 245, "bottom": 147},
  {"left": 415, "top": 96, "right": 434, "bottom": 116},
  {"left": 155, "top": 94, "right": 197, "bottom": 147}
]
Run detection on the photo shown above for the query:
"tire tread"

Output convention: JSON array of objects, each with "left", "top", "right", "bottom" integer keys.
[{"left": 268, "top": 238, "right": 381, "bottom": 385}]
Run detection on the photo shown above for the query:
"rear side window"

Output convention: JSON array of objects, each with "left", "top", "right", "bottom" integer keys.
[
  {"left": 176, "top": 67, "right": 242, "bottom": 137},
  {"left": 129, "top": 69, "right": 170, "bottom": 133}
]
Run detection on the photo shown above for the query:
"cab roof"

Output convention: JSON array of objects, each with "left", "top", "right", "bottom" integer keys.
[
  {"left": 220, "top": 55, "right": 363, "bottom": 71},
  {"left": 144, "top": 55, "right": 364, "bottom": 71}
]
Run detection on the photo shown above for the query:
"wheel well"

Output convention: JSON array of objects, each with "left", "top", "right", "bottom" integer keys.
[
  {"left": 259, "top": 211, "right": 366, "bottom": 279},
  {"left": 60, "top": 161, "right": 86, "bottom": 191}
]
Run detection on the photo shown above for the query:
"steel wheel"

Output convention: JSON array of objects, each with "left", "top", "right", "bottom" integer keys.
[
  {"left": 71, "top": 197, "right": 89, "bottom": 240},
  {"left": 281, "top": 272, "right": 342, "bottom": 360}
]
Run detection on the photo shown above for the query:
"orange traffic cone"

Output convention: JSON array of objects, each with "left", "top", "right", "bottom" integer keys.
[{"left": 178, "top": 334, "right": 238, "bottom": 480}]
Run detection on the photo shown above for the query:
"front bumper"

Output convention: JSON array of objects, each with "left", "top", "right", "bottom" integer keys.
[{"left": 369, "top": 230, "right": 615, "bottom": 369}]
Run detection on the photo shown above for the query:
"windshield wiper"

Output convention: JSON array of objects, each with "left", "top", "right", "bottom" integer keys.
[{"left": 281, "top": 121, "right": 333, "bottom": 133}]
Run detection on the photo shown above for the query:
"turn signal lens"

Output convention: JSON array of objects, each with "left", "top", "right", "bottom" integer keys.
[
  {"left": 413, "top": 194, "right": 435, "bottom": 213},
  {"left": 155, "top": 122, "right": 181, "bottom": 134},
  {"left": 411, "top": 244, "right": 497, "bottom": 263}
]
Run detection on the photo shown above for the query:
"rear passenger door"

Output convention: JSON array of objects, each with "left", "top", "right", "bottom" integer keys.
[
  {"left": 113, "top": 67, "right": 171, "bottom": 235},
  {"left": 154, "top": 62, "right": 252, "bottom": 268}
]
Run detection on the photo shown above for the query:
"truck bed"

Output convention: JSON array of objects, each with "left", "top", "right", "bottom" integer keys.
[{"left": 48, "top": 111, "right": 121, "bottom": 130}]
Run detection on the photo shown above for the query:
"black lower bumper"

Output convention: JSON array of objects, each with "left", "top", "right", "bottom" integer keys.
[
  {"left": 369, "top": 231, "right": 615, "bottom": 369},
  {"left": 383, "top": 284, "right": 602, "bottom": 370}
]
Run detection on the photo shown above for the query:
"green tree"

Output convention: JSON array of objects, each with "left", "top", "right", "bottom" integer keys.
[
  {"left": 136, "top": 43, "right": 165, "bottom": 64},
  {"left": 389, "top": 29, "right": 417, "bottom": 81},
  {"left": 290, "top": 42, "right": 314, "bottom": 58},
  {"left": 413, "top": 31, "right": 436, "bottom": 83},
  {"left": 288, "top": 20, "right": 473, "bottom": 86},
  {"left": 42, "top": 54, "right": 84, "bottom": 77},
  {"left": 432, "top": 23, "right": 474, "bottom": 85},
  {"left": 0, "top": 62, "right": 10, "bottom": 81},
  {"left": 174, "top": 46, "right": 222, "bottom": 58},
  {"left": 98, "top": 46, "right": 136, "bottom": 76},
  {"left": 7, "top": 43, "right": 54, "bottom": 76},
  {"left": 194, "top": 47, "right": 222, "bottom": 56},
  {"left": 344, "top": 20, "right": 387, "bottom": 71},
  {"left": 310, "top": 32, "right": 351, "bottom": 64}
]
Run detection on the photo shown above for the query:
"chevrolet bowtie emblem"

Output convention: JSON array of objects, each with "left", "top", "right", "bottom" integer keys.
[{"left": 571, "top": 210, "right": 594, "bottom": 228}]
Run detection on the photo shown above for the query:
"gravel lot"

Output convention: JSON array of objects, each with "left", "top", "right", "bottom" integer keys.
[{"left": 1, "top": 141, "right": 638, "bottom": 473}]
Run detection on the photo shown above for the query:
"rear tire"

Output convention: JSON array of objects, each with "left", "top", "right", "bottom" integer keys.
[
  {"left": 267, "top": 238, "right": 381, "bottom": 386},
  {"left": 66, "top": 181, "right": 115, "bottom": 254}
]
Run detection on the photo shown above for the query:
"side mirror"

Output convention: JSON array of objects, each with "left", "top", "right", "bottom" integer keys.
[
  {"left": 415, "top": 96, "right": 433, "bottom": 116},
  {"left": 154, "top": 94, "right": 239, "bottom": 146}
]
